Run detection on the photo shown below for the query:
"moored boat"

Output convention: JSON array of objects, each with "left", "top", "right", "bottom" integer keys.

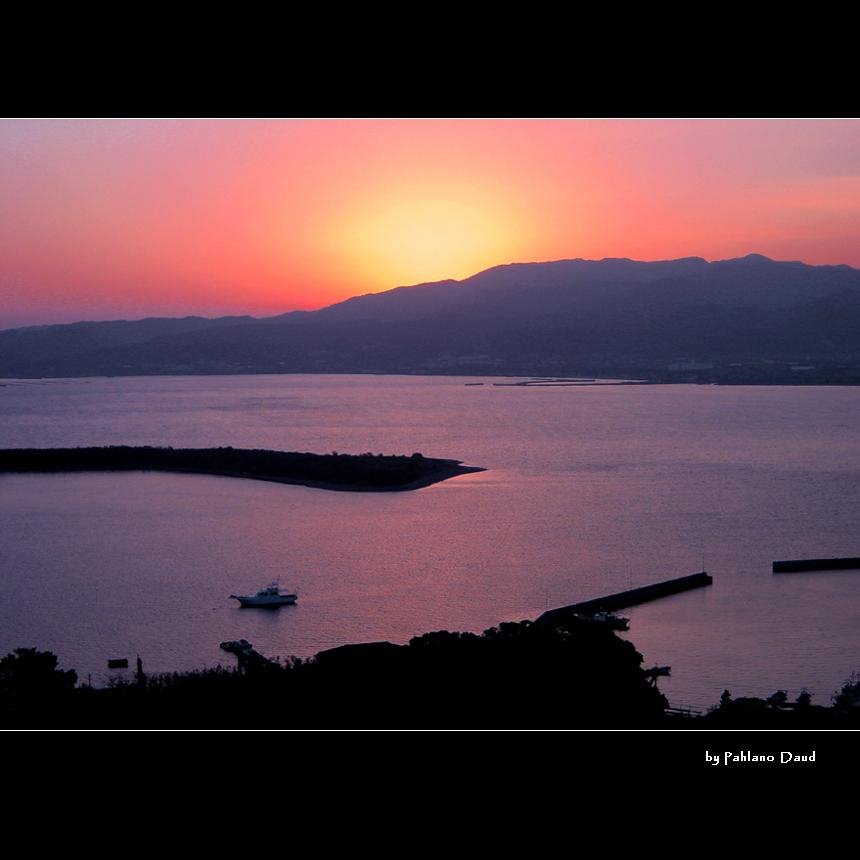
[{"left": 230, "top": 583, "right": 298, "bottom": 607}]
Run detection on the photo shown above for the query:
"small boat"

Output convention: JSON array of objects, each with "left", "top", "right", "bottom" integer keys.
[
  {"left": 572, "top": 611, "right": 630, "bottom": 631},
  {"left": 230, "top": 583, "right": 298, "bottom": 608},
  {"left": 219, "top": 638, "right": 253, "bottom": 653},
  {"left": 592, "top": 611, "right": 629, "bottom": 631}
]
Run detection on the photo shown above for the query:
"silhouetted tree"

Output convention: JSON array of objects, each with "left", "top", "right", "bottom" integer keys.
[
  {"left": 766, "top": 690, "right": 788, "bottom": 708},
  {"left": 0, "top": 648, "right": 77, "bottom": 699},
  {"left": 833, "top": 672, "right": 860, "bottom": 709},
  {"left": 796, "top": 689, "right": 812, "bottom": 709}
]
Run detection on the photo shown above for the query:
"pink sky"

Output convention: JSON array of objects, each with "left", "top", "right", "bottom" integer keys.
[{"left": 2, "top": 118, "right": 859, "bottom": 328}]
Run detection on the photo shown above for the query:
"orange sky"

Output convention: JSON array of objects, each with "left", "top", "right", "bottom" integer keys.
[{"left": 2, "top": 118, "right": 859, "bottom": 327}]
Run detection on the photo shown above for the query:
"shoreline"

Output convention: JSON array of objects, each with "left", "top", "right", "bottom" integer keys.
[{"left": 2, "top": 370, "right": 859, "bottom": 386}]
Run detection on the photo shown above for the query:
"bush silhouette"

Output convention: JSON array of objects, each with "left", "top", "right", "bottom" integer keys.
[{"left": 0, "top": 648, "right": 77, "bottom": 700}]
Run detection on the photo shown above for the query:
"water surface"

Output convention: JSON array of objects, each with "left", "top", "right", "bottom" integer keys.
[{"left": 1, "top": 375, "right": 858, "bottom": 710}]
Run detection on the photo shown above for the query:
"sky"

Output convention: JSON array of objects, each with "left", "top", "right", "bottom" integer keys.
[{"left": 2, "top": 118, "right": 860, "bottom": 328}]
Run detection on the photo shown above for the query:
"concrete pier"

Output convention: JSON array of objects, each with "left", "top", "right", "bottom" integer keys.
[
  {"left": 773, "top": 557, "right": 860, "bottom": 573},
  {"left": 535, "top": 571, "right": 713, "bottom": 626}
]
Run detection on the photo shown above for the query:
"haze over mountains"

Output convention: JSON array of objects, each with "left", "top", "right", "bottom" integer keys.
[{"left": 3, "top": 255, "right": 860, "bottom": 383}]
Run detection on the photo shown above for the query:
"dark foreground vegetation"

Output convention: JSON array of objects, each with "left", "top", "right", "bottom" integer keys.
[
  {"left": 693, "top": 681, "right": 860, "bottom": 728},
  {"left": 0, "top": 446, "right": 484, "bottom": 491},
  {"left": 4, "top": 618, "right": 860, "bottom": 728},
  {"left": 0, "top": 618, "right": 668, "bottom": 728}
]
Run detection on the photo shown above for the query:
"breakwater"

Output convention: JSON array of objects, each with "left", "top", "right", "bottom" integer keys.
[
  {"left": 773, "top": 557, "right": 860, "bottom": 573},
  {"left": 535, "top": 571, "right": 713, "bottom": 626}
]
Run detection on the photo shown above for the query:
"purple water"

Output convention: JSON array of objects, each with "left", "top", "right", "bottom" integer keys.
[{"left": 0, "top": 374, "right": 858, "bottom": 710}]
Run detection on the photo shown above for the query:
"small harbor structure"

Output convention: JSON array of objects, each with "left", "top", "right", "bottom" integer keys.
[
  {"left": 535, "top": 570, "right": 713, "bottom": 627},
  {"left": 772, "top": 557, "right": 860, "bottom": 573}
]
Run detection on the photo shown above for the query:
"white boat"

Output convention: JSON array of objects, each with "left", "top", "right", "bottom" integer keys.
[{"left": 230, "top": 583, "right": 298, "bottom": 607}]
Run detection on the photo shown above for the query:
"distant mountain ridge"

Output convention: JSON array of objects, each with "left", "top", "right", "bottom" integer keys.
[{"left": 2, "top": 255, "right": 860, "bottom": 382}]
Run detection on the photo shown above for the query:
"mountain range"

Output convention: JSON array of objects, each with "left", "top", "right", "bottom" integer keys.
[{"left": 3, "top": 254, "right": 860, "bottom": 382}]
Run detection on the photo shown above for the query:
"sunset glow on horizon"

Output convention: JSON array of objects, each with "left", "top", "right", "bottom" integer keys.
[{"left": 2, "top": 118, "right": 860, "bottom": 328}]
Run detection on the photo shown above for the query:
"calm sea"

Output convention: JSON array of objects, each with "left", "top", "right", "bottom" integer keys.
[{"left": 1, "top": 374, "right": 858, "bottom": 710}]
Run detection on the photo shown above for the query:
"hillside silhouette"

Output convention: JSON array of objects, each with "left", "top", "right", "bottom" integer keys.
[{"left": 2, "top": 255, "right": 859, "bottom": 381}]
